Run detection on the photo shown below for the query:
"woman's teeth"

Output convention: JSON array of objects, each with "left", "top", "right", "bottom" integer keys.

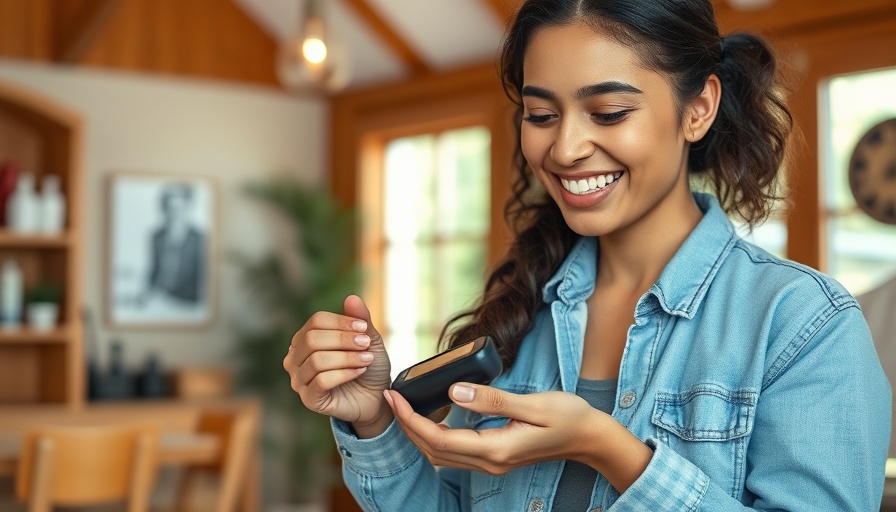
[{"left": 561, "top": 172, "right": 623, "bottom": 195}]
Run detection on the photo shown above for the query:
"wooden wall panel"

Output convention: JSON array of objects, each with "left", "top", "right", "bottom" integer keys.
[
  {"left": 79, "top": 0, "right": 278, "bottom": 86},
  {"left": 52, "top": 0, "right": 126, "bottom": 62},
  {"left": 0, "top": 0, "right": 279, "bottom": 88},
  {"left": 0, "top": 0, "right": 53, "bottom": 60}
]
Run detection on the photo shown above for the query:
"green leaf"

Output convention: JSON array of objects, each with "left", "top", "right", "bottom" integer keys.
[{"left": 232, "top": 178, "right": 361, "bottom": 502}]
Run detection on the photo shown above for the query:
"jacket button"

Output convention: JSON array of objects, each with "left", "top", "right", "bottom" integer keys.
[
  {"left": 620, "top": 391, "right": 637, "bottom": 408},
  {"left": 528, "top": 497, "right": 545, "bottom": 512}
]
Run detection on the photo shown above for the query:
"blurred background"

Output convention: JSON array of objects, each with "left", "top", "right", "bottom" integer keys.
[{"left": 0, "top": 0, "right": 894, "bottom": 510}]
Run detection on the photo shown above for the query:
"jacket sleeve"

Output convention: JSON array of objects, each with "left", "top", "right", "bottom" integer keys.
[
  {"left": 612, "top": 304, "right": 891, "bottom": 511},
  {"left": 331, "top": 408, "right": 466, "bottom": 512}
]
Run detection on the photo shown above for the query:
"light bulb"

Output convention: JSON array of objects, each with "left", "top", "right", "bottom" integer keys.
[
  {"left": 302, "top": 37, "right": 328, "bottom": 64},
  {"left": 275, "top": 4, "right": 350, "bottom": 93}
]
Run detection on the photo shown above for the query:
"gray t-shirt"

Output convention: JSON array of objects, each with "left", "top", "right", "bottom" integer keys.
[{"left": 551, "top": 378, "right": 618, "bottom": 511}]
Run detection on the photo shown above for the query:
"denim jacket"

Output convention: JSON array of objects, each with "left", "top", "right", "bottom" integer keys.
[{"left": 332, "top": 193, "right": 891, "bottom": 511}]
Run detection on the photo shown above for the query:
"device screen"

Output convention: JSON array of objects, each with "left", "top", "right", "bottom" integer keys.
[{"left": 405, "top": 341, "right": 477, "bottom": 380}]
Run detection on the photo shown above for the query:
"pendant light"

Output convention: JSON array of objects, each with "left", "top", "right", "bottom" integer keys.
[{"left": 276, "top": 0, "right": 351, "bottom": 93}]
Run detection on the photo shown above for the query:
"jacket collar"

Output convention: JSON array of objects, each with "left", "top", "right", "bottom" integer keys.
[
  {"left": 649, "top": 193, "right": 738, "bottom": 319},
  {"left": 542, "top": 193, "right": 737, "bottom": 319},
  {"left": 542, "top": 236, "right": 598, "bottom": 305}
]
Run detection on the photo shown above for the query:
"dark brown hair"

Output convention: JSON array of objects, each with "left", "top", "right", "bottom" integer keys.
[{"left": 440, "top": 0, "right": 794, "bottom": 368}]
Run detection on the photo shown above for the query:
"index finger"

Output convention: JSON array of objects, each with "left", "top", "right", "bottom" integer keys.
[
  {"left": 290, "top": 311, "right": 370, "bottom": 352},
  {"left": 302, "top": 310, "right": 369, "bottom": 335}
]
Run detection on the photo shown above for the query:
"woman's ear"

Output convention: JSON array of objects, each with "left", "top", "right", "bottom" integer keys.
[{"left": 684, "top": 74, "right": 721, "bottom": 142}]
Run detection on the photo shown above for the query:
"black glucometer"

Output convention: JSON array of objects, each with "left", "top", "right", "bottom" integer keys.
[{"left": 390, "top": 336, "right": 503, "bottom": 417}]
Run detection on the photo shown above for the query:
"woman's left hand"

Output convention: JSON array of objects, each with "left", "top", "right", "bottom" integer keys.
[{"left": 385, "top": 383, "right": 609, "bottom": 476}]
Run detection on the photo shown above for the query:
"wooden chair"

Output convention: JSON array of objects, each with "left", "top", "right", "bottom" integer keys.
[
  {"left": 15, "top": 424, "right": 159, "bottom": 512},
  {"left": 172, "top": 410, "right": 254, "bottom": 512}
]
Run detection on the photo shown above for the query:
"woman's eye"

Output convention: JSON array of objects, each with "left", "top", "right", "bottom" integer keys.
[
  {"left": 522, "top": 113, "right": 554, "bottom": 125},
  {"left": 593, "top": 110, "right": 631, "bottom": 124}
]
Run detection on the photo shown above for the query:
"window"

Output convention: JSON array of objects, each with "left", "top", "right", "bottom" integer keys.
[
  {"left": 380, "top": 127, "right": 491, "bottom": 377},
  {"left": 331, "top": 66, "right": 528, "bottom": 381},
  {"left": 734, "top": 217, "right": 787, "bottom": 259},
  {"left": 823, "top": 67, "right": 896, "bottom": 296}
]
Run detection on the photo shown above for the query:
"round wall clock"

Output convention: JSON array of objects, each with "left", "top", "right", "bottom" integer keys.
[{"left": 849, "top": 117, "right": 896, "bottom": 225}]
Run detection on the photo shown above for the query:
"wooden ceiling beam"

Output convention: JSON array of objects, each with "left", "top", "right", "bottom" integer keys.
[
  {"left": 712, "top": 0, "right": 896, "bottom": 37},
  {"left": 340, "top": 0, "right": 430, "bottom": 75},
  {"left": 481, "top": 0, "right": 518, "bottom": 27},
  {"left": 54, "top": 0, "right": 126, "bottom": 63}
]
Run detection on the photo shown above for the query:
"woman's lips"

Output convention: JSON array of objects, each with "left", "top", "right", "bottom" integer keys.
[{"left": 555, "top": 171, "right": 624, "bottom": 209}]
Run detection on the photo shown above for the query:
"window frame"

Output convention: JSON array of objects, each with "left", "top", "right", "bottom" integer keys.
[
  {"left": 778, "top": 15, "right": 896, "bottom": 270},
  {"left": 329, "top": 63, "right": 515, "bottom": 332}
]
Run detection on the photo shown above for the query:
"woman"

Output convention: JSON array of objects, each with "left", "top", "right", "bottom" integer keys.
[{"left": 283, "top": 0, "right": 891, "bottom": 510}]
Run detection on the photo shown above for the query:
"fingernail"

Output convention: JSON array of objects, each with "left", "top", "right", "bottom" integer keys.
[
  {"left": 354, "top": 334, "right": 370, "bottom": 347},
  {"left": 452, "top": 385, "right": 475, "bottom": 403},
  {"left": 359, "top": 352, "right": 374, "bottom": 362},
  {"left": 383, "top": 390, "right": 394, "bottom": 408},
  {"left": 351, "top": 320, "right": 368, "bottom": 332}
]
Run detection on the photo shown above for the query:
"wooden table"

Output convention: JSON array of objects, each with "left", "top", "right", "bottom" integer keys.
[
  {"left": 0, "top": 397, "right": 260, "bottom": 511},
  {"left": 0, "top": 430, "right": 219, "bottom": 476}
]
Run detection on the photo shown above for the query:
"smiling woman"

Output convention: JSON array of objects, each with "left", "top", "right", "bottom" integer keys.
[
  {"left": 518, "top": 22, "right": 704, "bottom": 233},
  {"left": 282, "top": 1, "right": 891, "bottom": 511}
]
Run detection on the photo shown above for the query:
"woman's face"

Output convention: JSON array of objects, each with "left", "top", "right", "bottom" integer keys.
[{"left": 520, "top": 22, "right": 693, "bottom": 237}]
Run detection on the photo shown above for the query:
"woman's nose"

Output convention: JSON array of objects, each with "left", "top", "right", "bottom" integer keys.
[{"left": 550, "top": 120, "right": 594, "bottom": 166}]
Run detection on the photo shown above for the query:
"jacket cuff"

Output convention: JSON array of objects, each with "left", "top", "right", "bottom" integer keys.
[
  {"left": 611, "top": 438, "right": 709, "bottom": 511},
  {"left": 331, "top": 417, "right": 423, "bottom": 478}
]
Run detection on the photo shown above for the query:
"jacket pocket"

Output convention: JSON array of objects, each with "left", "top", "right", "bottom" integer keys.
[
  {"left": 652, "top": 383, "right": 757, "bottom": 442},
  {"left": 651, "top": 383, "right": 757, "bottom": 497}
]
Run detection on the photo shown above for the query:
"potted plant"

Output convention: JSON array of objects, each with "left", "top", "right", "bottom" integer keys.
[
  {"left": 25, "top": 282, "right": 62, "bottom": 331},
  {"left": 232, "top": 178, "right": 362, "bottom": 509}
]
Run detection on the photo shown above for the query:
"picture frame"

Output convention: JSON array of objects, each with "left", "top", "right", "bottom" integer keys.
[{"left": 105, "top": 172, "right": 216, "bottom": 328}]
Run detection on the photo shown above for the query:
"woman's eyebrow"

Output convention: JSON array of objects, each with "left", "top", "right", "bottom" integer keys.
[
  {"left": 575, "top": 81, "right": 643, "bottom": 99},
  {"left": 521, "top": 85, "right": 555, "bottom": 100},
  {"left": 521, "top": 81, "right": 643, "bottom": 101}
]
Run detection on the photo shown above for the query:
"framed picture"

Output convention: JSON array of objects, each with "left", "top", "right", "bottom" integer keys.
[{"left": 105, "top": 173, "right": 216, "bottom": 328}]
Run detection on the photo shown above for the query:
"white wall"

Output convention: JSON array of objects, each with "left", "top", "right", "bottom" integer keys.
[{"left": 0, "top": 59, "right": 328, "bottom": 371}]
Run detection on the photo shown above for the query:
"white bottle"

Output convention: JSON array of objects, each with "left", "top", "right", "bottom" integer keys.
[
  {"left": 6, "top": 172, "right": 39, "bottom": 233},
  {"left": 39, "top": 174, "right": 66, "bottom": 234},
  {"left": 0, "top": 259, "right": 23, "bottom": 329}
]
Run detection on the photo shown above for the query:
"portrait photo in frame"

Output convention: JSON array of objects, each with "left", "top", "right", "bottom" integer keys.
[{"left": 105, "top": 173, "right": 216, "bottom": 328}]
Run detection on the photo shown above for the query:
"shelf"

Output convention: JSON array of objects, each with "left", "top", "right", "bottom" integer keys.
[
  {"left": 0, "top": 230, "right": 71, "bottom": 248},
  {"left": 0, "top": 327, "right": 71, "bottom": 344},
  {"left": 1, "top": 79, "right": 83, "bottom": 407}
]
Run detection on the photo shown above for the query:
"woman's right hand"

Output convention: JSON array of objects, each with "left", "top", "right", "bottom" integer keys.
[{"left": 284, "top": 295, "right": 393, "bottom": 438}]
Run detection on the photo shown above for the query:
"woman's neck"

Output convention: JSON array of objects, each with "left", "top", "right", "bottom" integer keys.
[{"left": 595, "top": 187, "right": 703, "bottom": 293}]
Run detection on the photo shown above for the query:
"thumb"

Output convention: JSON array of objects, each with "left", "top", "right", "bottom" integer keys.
[
  {"left": 343, "top": 295, "right": 381, "bottom": 340},
  {"left": 448, "top": 383, "right": 540, "bottom": 424}
]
